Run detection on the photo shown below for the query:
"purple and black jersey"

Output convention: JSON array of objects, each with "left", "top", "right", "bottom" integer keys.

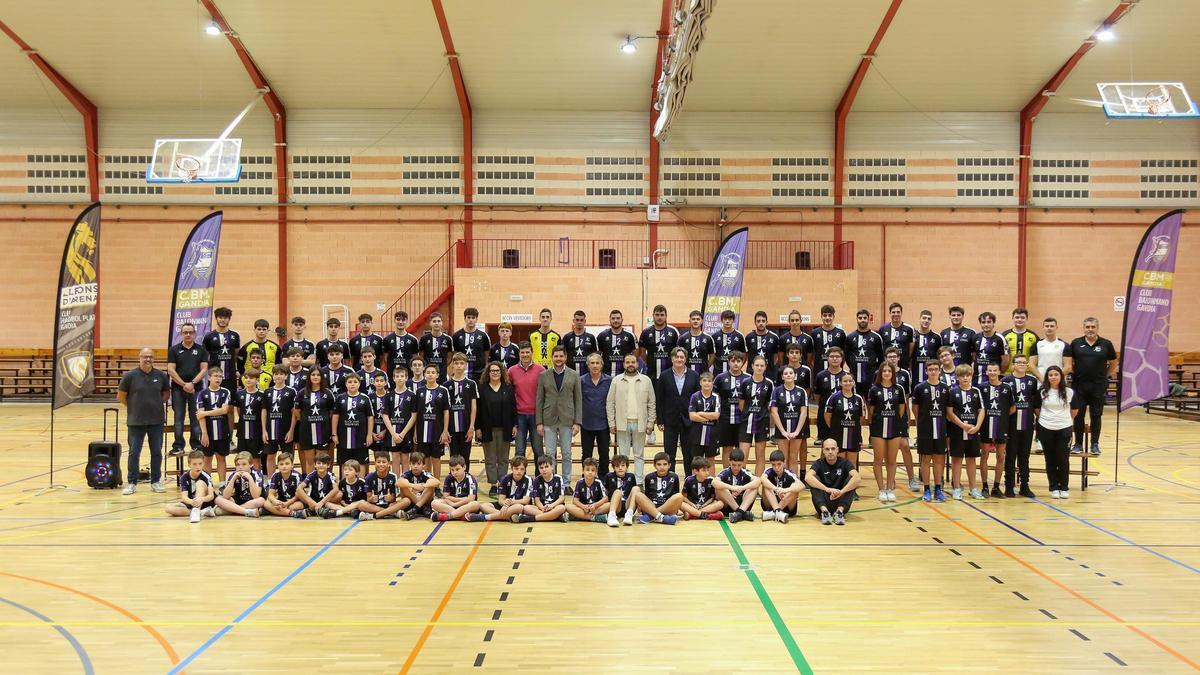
[
  {"left": 711, "top": 329, "right": 746, "bottom": 374},
  {"left": 738, "top": 377, "right": 774, "bottom": 434},
  {"left": 782, "top": 363, "right": 813, "bottom": 394},
  {"left": 269, "top": 470, "right": 301, "bottom": 500},
  {"left": 940, "top": 326, "right": 977, "bottom": 366},
  {"left": 383, "top": 332, "right": 420, "bottom": 375},
  {"left": 302, "top": 470, "right": 336, "bottom": 501},
  {"left": 230, "top": 468, "right": 264, "bottom": 504},
  {"left": 384, "top": 389, "right": 414, "bottom": 436},
  {"left": 357, "top": 368, "right": 389, "bottom": 393},
  {"left": 298, "top": 389, "right": 335, "bottom": 448},
  {"left": 779, "top": 331, "right": 814, "bottom": 363},
  {"left": 418, "top": 333, "right": 453, "bottom": 380},
  {"left": 949, "top": 386, "right": 984, "bottom": 440},
  {"left": 315, "top": 337, "right": 349, "bottom": 369},
  {"left": 745, "top": 331, "right": 781, "bottom": 374},
  {"left": 683, "top": 474, "right": 714, "bottom": 506},
  {"left": 573, "top": 478, "right": 607, "bottom": 505},
  {"left": 810, "top": 326, "right": 847, "bottom": 371},
  {"left": 678, "top": 331, "right": 715, "bottom": 374},
  {"left": 178, "top": 470, "right": 213, "bottom": 500},
  {"left": 597, "top": 328, "right": 638, "bottom": 377},
  {"left": 497, "top": 473, "right": 533, "bottom": 501},
  {"left": 321, "top": 365, "right": 356, "bottom": 396},
  {"left": 867, "top": 383, "right": 907, "bottom": 439},
  {"left": 366, "top": 471, "right": 398, "bottom": 504},
  {"left": 414, "top": 385, "right": 450, "bottom": 443},
  {"left": 452, "top": 328, "right": 492, "bottom": 380},
  {"left": 912, "top": 330, "right": 943, "bottom": 378},
  {"left": 443, "top": 473, "right": 478, "bottom": 499},
  {"left": 282, "top": 338, "right": 316, "bottom": 362},
  {"left": 201, "top": 329, "right": 241, "bottom": 383},
  {"left": 339, "top": 477, "right": 369, "bottom": 503},
  {"left": 531, "top": 474, "right": 565, "bottom": 506},
  {"left": 687, "top": 392, "right": 720, "bottom": 447},
  {"left": 284, "top": 368, "right": 308, "bottom": 392},
  {"left": 348, "top": 333, "right": 385, "bottom": 369},
  {"left": 714, "top": 371, "right": 750, "bottom": 424},
  {"left": 771, "top": 384, "right": 809, "bottom": 436},
  {"left": 263, "top": 386, "right": 297, "bottom": 442},
  {"left": 561, "top": 331, "right": 598, "bottom": 372},
  {"left": 368, "top": 390, "right": 389, "bottom": 439},
  {"left": 639, "top": 324, "right": 680, "bottom": 379},
  {"left": 602, "top": 471, "right": 638, "bottom": 498},
  {"left": 197, "top": 386, "right": 232, "bottom": 440},
  {"left": 717, "top": 466, "right": 755, "bottom": 491},
  {"left": 445, "top": 377, "right": 478, "bottom": 433},
  {"left": 845, "top": 330, "right": 884, "bottom": 388},
  {"left": 335, "top": 392, "right": 373, "bottom": 449},
  {"left": 912, "top": 381, "right": 949, "bottom": 441},
  {"left": 763, "top": 466, "right": 799, "bottom": 490},
  {"left": 879, "top": 323, "right": 916, "bottom": 368},
  {"left": 979, "top": 380, "right": 1014, "bottom": 439},
  {"left": 643, "top": 471, "right": 680, "bottom": 506},
  {"left": 1003, "top": 374, "right": 1040, "bottom": 433},
  {"left": 490, "top": 342, "right": 520, "bottom": 370},
  {"left": 401, "top": 469, "right": 436, "bottom": 493},
  {"left": 972, "top": 333, "right": 1006, "bottom": 385},
  {"left": 824, "top": 391, "right": 865, "bottom": 450},
  {"left": 235, "top": 388, "right": 265, "bottom": 440}
]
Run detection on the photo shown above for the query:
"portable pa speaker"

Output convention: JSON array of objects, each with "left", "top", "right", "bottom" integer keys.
[{"left": 86, "top": 407, "right": 122, "bottom": 489}]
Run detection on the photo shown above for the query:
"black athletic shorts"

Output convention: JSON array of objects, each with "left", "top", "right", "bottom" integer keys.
[
  {"left": 237, "top": 436, "right": 264, "bottom": 458},
  {"left": 338, "top": 447, "right": 369, "bottom": 466},
  {"left": 738, "top": 427, "right": 771, "bottom": 444},
  {"left": 415, "top": 441, "right": 445, "bottom": 458},
  {"left": 916, "top": 435, "right": 947, "bottom": 455},
  {"left": 981, "top": 428, "right": 1007, "bottom": 444},
  {"left": 201, "top": 438, "right": 231, "bottom": 457},
  {"left": 690, "top": 442, "right": 719, "bottom": 458},
  {"left": 948, "top": 435, "right": 981, "bottom": 458},
  {"left": 718, "top": 421, "right": 741, "bottom": 447},
  {"left": 264, "top": 440, "right": 293, "bottom": 458}
]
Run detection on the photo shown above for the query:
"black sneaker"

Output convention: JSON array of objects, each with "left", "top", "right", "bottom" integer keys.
[
  {"left": 466, "top": 513, "right": 488, "bottom": 522},
  {"left": 403, "top": 508, "right": 420, "bottom": 521},
  {"left": 488, "top": 485, "right": 498, "bottom": 498},
  {"left": 727, "top": 511, "right": 743, "bottom": 524},
  {"left": 1019, "top": 486, "right": 1036, "bottom": 499},
  {"left": 741, "top": 509, "right": 756, "bottom": 522},
  {"left": 564, "top": 486, "right": 573, "bottom": 497},
  {"left": 991, "top": 485, "right": 1003, "bottom": 498},
  {"left": 319, "top": 507, "right": 336, "bottom": 519},
  {"left": 1004, "top": 487, "right": 1016, "bottom": 498},
  {"left": 291, "top": 509, "right": 308, "bottom": 519},
  {"left": 168, "top": 447, "right": 185, "bottom": 457}
]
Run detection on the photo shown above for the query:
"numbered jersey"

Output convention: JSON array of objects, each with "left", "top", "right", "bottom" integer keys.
[
  {"left": 560, "top": 331, "right": 598, "bottom": 372},
  {"left": 710, "top": 330, "right": 746, "bottom": 374},
  {"left": 639, "top": 325, "right": 680, "bottom": 379},
  {"left": 235, "top": 388, "right": 265, "bottom": 440},
  {"left": 678, "top": 331, "right": 716, "bottom": 374}
]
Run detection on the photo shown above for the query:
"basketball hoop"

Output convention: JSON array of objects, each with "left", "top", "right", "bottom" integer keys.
[{"left": 175, "top": 155, "right": 202, "bottom": 183}]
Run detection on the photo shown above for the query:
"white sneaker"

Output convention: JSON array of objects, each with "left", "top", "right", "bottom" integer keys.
[
  {"left": 200, "top": 506, "right": 216, "bottom": 518},
  {"left": 1059, "top": 490, "right": 1069, "bottom": 500},
  {"left": 122, "top": 483, "right": 136, "bottom": 496},
  {"left": 244, "top": 508, "right": 259, "bottom": 517},
  {"left": 1050, "top": 490, "right": 1061, "bottom": 499},
  {"left": 776, "top": 512, "right": 788, "bottom": 524},
  {"left": 970, "top": 488, "right": 985, "bottom": 500},
  {"left": 908, "top": 476, "right": 921, "bottom": 491},
  {"left": 622, "top": 511, "right": 634, "bottom": 526},
  {"left": 150, "top": 482, "right": 165, "bottom": 493},
  {"left": 952, "top": 487, "right": 963, "bottom": 501},
  {"left": 762, "top": 510, "right": 776, "bottom": 522},
  {"left": 189, "top": 507, "right": 201, "bottom": 523},
  {"left": 878, "top": 491, "right": 889, "bottom": 503},
  {"left": 885, "top": 490, "right": 896, "bottom": 502},
  {"left": 607, "top": 513, "right": 619, "bottom": 528}
]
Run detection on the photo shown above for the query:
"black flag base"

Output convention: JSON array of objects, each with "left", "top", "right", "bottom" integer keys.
[{"left": 1090, "top": 409, "right": 1144, "bottom": 493}]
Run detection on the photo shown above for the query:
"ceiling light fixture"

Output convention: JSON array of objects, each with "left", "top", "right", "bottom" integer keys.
[
  {"left": 1095, "top": 28, "right": 1115, "bottom": 42},
  {"left": 620, "top": 36, "right": 638, "bottom": 54},
  {"left": 205, "top": 21, "right": 222, "bottom": 36}
]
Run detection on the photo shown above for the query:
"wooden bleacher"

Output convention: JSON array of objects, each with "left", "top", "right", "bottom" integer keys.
[
  {"left": 1145, "top": 351, "right": 1200, "bottom": 419},
  {"left": 0, "top": 348, "right": 160, "bottom": 401}
]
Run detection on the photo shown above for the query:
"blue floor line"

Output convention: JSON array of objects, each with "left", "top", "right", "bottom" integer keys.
[
  {"left": 959, "top": 500, "right": 1046, "bottom": 545},
  {"left": 1035, "top": 499, "right": 1200, "bottom": 576}
]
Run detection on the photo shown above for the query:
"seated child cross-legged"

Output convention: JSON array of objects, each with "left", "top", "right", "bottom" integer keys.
[
  {"left": 297, "top": 452, "right": 339, "bottom": 518},
  {"left": 714, "top": 448, "right": 762, "bottom": 523},
  {"left": 397, "top": 452, "right": 440, "bottom": 520},
  {"left": 262, "top": 451, "right": 309, "bottom": 518},
  {"left": 513, "top": 455, "right": 568, "bottom": 523},
  {"left": 602, "top": 453, "right": 642, "bottom": 527},
  {"left": 632, "top": 451, "right": 683, "bottom": 525},
  {"left": 565, "top": 458, "right": 610, "bottom": 523},
  {"left": 320, "top": 459, "right": 374, "bottom": 519},
  {"left": 760, "top": 449, "right": 804, "bottom": 524},
  {"left": 432, "top": 455, "right": 482, "bottom": 522},
  {"left": 680, "top": 457, "right": 725, "bottom": 521},
  {"left": 212, "top": 451, "right": 265, "bottom": 517},
  {"left": 477, "top": 456, "right": 532, "bottom": 522},
  {"left": 355, "top": 455, "right": 410, "bottom": 520},
  {"left": 165, "top": 450, "right": 217, "bottom": 523}
]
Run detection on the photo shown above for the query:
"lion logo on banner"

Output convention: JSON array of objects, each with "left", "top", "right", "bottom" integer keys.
[
  {"left": 60, "top": 351, "right": 91, "bottom": 387},
  {"left": 66, "top": 223, "right": 97, "bottom": 285},
  {"left": 1145, "top": 235, "right": 1172, "bottom": 265}
]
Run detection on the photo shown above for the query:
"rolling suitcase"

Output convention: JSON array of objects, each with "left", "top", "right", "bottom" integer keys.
[{"left": 86, "top": 407, "right": 123, "bottom": 489}]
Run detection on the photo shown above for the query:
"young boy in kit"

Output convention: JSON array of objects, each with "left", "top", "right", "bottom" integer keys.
[
  {"left": 398, "top": 452, "right": 440, "bottom": 520},
  {"left": 316, "top": 317, "right": 346, "bottom": 368},
  {"left": 760, "top": 449, "right": 803, "bottom": 523},
  {"left": 263, "top": 365, "right": 297, "bottom": 478},
  {"left": 165, "top": 450, "right": 216, "bottom": 523},
  {"left": 334, "top": 373, "right": 375, "bottom": 468},
  {"left": 680, "top": 457, "right": 725, "bottom": 521},
  {"left": 367, "top": 372, "right": 392, "bottom": 462},
  {"left": 433, "top": 455, "right": 482, "bottom": 521},
  {"left": 478, "top": 456, "right": 533, "bottom": 522},
  {"left": 947, "top": 364, "right": 985, "bottom": 500},
  {"left": 282, "top": 315, "right": 316, "bottom": 368},
  {"left": 357, "top": 348, "right": 387, "bottom": 394},
  {"left": 513, "top": 455, "right": 568, "bottom": 523},
  {"left": 912, "top": 360, "right": 950, "bottom": 502},
  {"left": 284, "top": 347, "right": 308, "bottom": 390},
  {"left": 196, "top": 366, "right": 233, "bottom": 482},
  {"left": 322, "top": 344, "right": 356, "bottom": 396},
  {"left": 234, "top": 370, "right": 266, "bottom": 471},
  {"left": 565, "top": 457, "right": 610, "bottom": 522},
  {"left": 713, "top": 448, "right": 761, "bottom": 522},
  {"left": 687, "top": 372, "right": 721, "bottom": 467},
  {"left": 633, "top": 452, "right": 682, "bottom": 525},
  {"left": 602, "top": 454, "right": 642, "bottom": 527},
  {"left": 360, "top": 455, "right": 410, "bottom": 520},
  {"left": 382, "top": 368, "right": 416, "bottom": 472},
  {"left": 414, "top": 365, "right": 451, "bottom": 478},
  {"left": 212, "top": 451, "right": 264, "bottom": 517},
  {"left": 321, "top": 459, "right": 374, "bottom": 519},
  {"left": 297, "top": 452, "right": 339, "bottom": 518},
  {"left": 263, "top": 452, "right": 308, "bottom": 518}
]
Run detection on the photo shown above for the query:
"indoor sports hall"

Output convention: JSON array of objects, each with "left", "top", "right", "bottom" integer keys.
[{"left": 1, "top": 1, "right": 1198, "bottom": 673}]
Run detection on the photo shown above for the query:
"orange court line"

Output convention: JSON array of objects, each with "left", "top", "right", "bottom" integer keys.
[
  {"left": 920, "top": 502, "right": 1200, "bottom": 671},
  {"left": 0, "top": 570, "right": 181, "bottom": 666},
  {"left": 398, "top": 523, "right": 492, "bottom": 674}
]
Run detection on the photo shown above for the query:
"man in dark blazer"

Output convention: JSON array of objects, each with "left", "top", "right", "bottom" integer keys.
[
  {"left": 656, "top": 347, "right": 701, "bottom": 472},
  {"left": 536, "top": 345, "right": 583, "bottom": 489}
]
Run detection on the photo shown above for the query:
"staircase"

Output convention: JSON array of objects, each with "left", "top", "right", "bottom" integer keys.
[{"left": 380, "top": 240, "right": 461, "bottom": 333}]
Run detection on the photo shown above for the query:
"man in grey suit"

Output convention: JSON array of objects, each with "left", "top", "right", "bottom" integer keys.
[{"left": 537, "top": 345, "right": 583, "bottom": 489}]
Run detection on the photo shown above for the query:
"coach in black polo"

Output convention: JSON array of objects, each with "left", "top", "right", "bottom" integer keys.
[
  {"left": 118, "top": 348, "right": 171, "bottom": 494},
  {"left": 167, "top": 322, "right": 209, "bottom": 456},
  {"left": 1069, "top": 317, "right": 1117, "bottom": 456}
]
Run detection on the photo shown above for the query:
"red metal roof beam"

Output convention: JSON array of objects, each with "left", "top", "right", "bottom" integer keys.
[
  {"left": 0, "top": 20, "right": 100, "bottom": 201},
  {"left": 431, "top": 0, "right": 475, "bottom": 268},
  {"left": 648, "top": 0, "right": 675, "bottom": 254},
  {"left": 832, "top": 0, "right": 903, "bottom": 270}
]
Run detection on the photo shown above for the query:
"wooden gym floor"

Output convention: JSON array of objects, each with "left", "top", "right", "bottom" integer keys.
[{"left": 0, "top": 402, "right": 1198, "bottom": 674}]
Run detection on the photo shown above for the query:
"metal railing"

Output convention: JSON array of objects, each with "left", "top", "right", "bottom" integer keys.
[
  {"left": 379, "top": 241, "right": 459, "bottom": 332},
  {"left": 471, "top": 238, "right": 855, "bottom": 270}
]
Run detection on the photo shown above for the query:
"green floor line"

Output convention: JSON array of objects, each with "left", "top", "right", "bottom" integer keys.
[{"left": 720, "top": 519, "right": 814, "bottom": 674}]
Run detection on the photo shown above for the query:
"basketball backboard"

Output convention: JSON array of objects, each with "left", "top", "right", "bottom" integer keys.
[
  {"left": 1097, "top": 82, "right": 1200, "bottom": 119},
  {"left": 146, "top": 138, "right": 242, "bottom": 183}
]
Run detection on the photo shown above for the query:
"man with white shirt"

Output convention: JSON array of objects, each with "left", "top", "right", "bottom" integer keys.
[{"left": 1031, "top": 317, "right": 1073, "bottom": 380}]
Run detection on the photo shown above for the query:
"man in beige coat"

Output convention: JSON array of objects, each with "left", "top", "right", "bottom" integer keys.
[
  {"left": 536, "top": 345, "right": 582, "bottom": 488},
  {"left": 606, "top": 353, "right": 656, "bottom": 478}
]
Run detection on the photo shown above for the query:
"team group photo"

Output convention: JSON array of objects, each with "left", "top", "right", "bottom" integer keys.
[{"left": 1, "top": 1, "right": 1198, "bottom": 673}]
